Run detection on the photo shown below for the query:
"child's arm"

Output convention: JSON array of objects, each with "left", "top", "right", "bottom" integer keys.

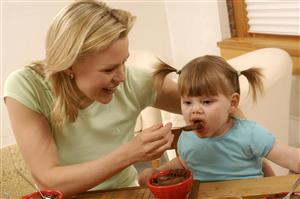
[
  {"left": 138, "top": 157, "right": 186, "bottom": 186},
  {"left": 266, "top": 141, "right": 300, "bottom": 173}
]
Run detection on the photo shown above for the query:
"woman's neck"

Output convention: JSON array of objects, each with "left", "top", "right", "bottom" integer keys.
[{"left": 79, "top": 97, "right": 94, "bottom": 109}]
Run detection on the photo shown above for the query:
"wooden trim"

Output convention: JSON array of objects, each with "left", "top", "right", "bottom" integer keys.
[
  {"left": 217, "top": 37, "right": 300, "bottom": 75},
  {"left": 232, "top": 0, "right": 249, "bottom": 37},
  {"left": 217, "top": 37, "right": 300, "bottom": 57}
]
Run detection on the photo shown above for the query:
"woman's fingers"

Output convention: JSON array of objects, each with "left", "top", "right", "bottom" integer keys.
[
  {"left": 129, "top": 122, "right": 174, "bottom": 162},
  {"left": 142, "top": 122, "right": 173, "bottom": 143},
  {"left": 146, "top": 131, "right": 174, "bottom": 153},
  {"left": 141, "top": 123, "right": 174, "bottom": 159}
]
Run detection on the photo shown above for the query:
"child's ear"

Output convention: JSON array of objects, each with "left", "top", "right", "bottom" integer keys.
[{"left": 229, "top": 93, "right": 240, "bottom": 114}]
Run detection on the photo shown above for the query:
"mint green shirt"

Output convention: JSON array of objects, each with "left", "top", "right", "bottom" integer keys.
[{"left": 4, "top": 64, "right": 157, "bottom": 190}]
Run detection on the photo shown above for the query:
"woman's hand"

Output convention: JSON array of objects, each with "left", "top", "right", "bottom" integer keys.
[
  {"left": 138, "top": 168, "right": 159, "bottom": 187},
  {"left": 125, "top": 122, "right": 174, "bottom": 163}
]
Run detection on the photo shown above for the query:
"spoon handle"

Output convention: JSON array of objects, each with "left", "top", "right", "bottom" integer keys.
[
  {"left": 283, "top": 176, "right": 300, "bottom": 199},
  {"left": 15, "top": 169, "right": 47, "bottom": 199}
]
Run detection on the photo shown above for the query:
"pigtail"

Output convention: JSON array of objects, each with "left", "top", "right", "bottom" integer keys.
[
  {"left": 152, "top": 59, "right": 177, "bottom": 91},
  {"left": 240, "top": 67, "right": 264, "bottom": 102}
]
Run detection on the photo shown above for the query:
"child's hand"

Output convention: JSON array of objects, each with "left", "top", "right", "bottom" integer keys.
[{"left": 138, "top": 168, "right": 159, "bottom": 187}]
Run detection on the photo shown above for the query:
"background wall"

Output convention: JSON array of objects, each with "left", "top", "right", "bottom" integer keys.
[{"left": 1, "top": 0, "right": 228, "bottom": 146}]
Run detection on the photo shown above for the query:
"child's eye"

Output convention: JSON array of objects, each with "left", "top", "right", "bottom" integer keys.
[
  {"left": 183, "top": 101, "right": 191, "bottom": 105},
  {"left": 202, "top": 100, "right": 213, "bottom": 105}
]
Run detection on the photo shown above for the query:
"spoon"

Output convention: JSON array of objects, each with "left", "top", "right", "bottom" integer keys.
[
  {"left": 283, "top": 176, "right": 300, "bottom": 199},
  {"left": 15, "top": 169, "right": 51, "bottom": 199},
  {"left": 135, "top": 122, "right": 204, "bottom": 134},
  {"left": 180, "top": 122, "right": 204, "bottom": 131}
]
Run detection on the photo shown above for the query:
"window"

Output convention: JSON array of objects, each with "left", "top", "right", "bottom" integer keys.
[
  {"left": 246, "top": 0, "right": 300, "bottom": 36},
  {"left": 218, "top": 0, "right": 300, "bottom": 75}
]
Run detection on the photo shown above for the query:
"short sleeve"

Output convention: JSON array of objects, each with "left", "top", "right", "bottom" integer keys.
[
  {"left": 4, "top": 68, "right": 53, "bottom": 118},
  {"left": 249, "top": 122, "right": 275, "bottom": 157},
  {"left": 123, "top": 64, "right": 157, "bottom": 110}
]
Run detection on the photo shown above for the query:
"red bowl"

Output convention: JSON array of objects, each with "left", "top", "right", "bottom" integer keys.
[
  {"left": 265, "top": 192, "right": 300, "bottom": 199},
  {"left": 146, "top": 169, "right": 193, "bottom": 199},
  {"left": 21, "top": 190, "right": 63, "bottom": 199}
]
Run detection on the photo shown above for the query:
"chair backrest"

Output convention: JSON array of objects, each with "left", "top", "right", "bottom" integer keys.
[{"left": 1, "top": 144, "right": 35, "bottom": 198}]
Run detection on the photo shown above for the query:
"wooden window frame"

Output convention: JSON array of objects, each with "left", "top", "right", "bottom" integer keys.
[{"left": 219, "top": 0, "right": 300, "bottom": 75}]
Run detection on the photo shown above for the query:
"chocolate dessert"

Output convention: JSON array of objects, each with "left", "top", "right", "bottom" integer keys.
[{"left": 150, "top": 169, "right": 190, "bottom": 186}]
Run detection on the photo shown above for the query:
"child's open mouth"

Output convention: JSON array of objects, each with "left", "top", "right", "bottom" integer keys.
[{"left": 191, "top": 120, "right": 205, "bottom": 132}]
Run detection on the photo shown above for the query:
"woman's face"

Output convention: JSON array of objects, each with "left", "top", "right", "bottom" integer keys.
[{"left": 70, "top": 37, "right": 129, "bottom": 107}]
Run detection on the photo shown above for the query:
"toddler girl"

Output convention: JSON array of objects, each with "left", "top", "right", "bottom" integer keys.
[{"left": 139, "top": 55, "right": 299, "bottom": 185}]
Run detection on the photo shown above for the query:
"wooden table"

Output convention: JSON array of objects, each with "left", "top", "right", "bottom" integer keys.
[{"left": 74, "top": 174, "right": 300, "bottom": 199}]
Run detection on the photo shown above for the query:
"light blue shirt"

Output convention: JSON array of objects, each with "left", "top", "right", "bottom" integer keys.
[{"left": 178, "top": 118, "right": 275, "bottom": 182}]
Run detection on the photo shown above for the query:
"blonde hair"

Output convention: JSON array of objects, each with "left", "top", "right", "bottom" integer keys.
[
  {"left": 28, "top": 0, "right": 136, "bottom": 127},
  {"left": 154, "top": 55, "right": 264, "bottom": 102}
]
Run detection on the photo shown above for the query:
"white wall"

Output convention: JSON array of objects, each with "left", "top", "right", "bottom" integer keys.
[
  {"left": 164, "top": 1, "right": 230, "bottom": 68},
  {"left": 2, "top": 1, "right": 70, "bottom": 146}
]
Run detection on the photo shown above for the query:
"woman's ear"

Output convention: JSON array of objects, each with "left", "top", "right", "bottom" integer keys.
[
  {"left": 64, "top": 68, "right": 75, "bottom": 79},
  {"left": 64, "top": 68, "right": 73, "bottom": 76},
  {"left": 229, "top": 93, "right": 240, "bottom": 114}
]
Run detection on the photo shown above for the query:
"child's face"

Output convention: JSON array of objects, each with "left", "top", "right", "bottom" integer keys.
[{"left": 181, "top": 93, "right": 239, "bottom": 138}]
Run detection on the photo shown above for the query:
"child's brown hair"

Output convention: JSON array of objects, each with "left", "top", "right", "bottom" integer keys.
[{"left": 154, "top": 55, "right": 264, "bottom": 102}]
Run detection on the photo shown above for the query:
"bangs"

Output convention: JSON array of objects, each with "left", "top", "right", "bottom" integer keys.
[{"left": 178, "top": 61, "right": 232, "bottom": 97}]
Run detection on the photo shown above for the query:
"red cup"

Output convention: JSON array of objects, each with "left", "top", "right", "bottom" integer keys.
[
  {"left": 21, "top": 190, "right": 63, "bottom": 199},
  {"left": 265, "top": 192, "right": 300, "bottom": 199},
  {"left": 146, "top": 169, "right": 193, "bottom": 199}
]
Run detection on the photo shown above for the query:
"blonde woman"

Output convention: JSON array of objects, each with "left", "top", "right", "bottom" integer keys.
[{"left": 4, "top": 0, "right": 180, "bottom": 196}]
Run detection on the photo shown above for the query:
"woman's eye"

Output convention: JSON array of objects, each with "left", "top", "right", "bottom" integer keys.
[
  {"left": 102, "top": 68, "right": 114, "bottom": 73},
  {"left": 105, "top": 69, "right": 113, "bottom": 73}
]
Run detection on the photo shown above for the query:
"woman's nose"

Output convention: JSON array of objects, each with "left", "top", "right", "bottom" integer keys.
[{"left": 113, "top": 65, "right": 125, "bottom": 83}]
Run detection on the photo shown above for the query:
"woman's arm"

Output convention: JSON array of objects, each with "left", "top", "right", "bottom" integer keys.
[
  {"left": 266, "top": 141, "right": 300, "bottom": 173},
  {"left": 6, "top": 97, "right": 174, "bottom": 197}
]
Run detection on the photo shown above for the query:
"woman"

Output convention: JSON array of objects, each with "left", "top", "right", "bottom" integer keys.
[{"left": 4, "top": 0, "right": 180, "bottom": 196}]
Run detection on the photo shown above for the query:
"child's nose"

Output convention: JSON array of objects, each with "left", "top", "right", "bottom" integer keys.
[{"left": 191, "top": 106, "right": 204, "bottom": 114}]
